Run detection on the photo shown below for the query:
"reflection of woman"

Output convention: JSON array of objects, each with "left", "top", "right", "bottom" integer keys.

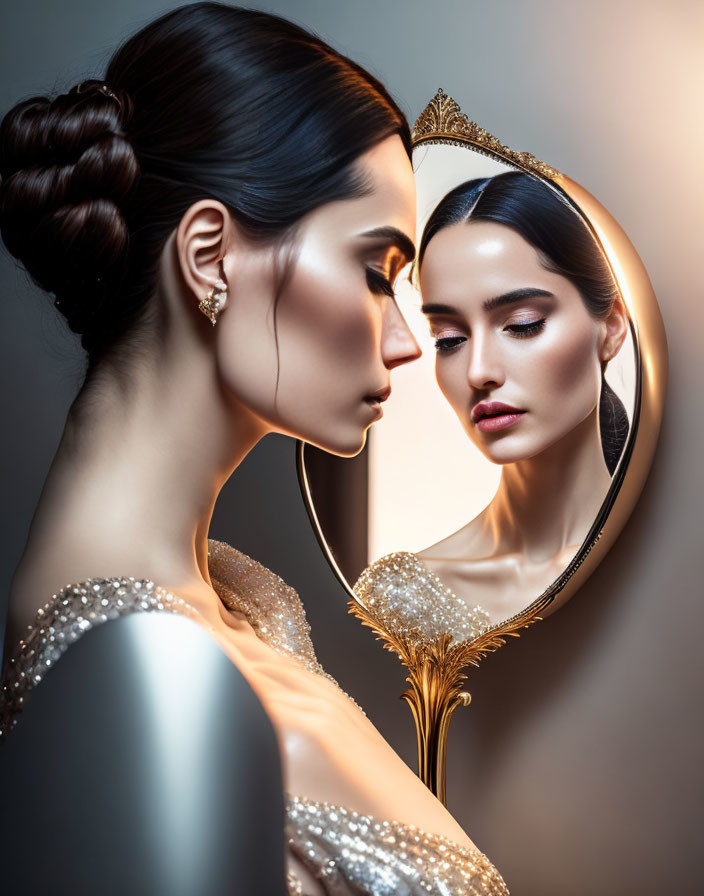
[
  {"left": 356, "top": 171, "right": 628, "bottom": 629},
  {"left": 0, "top": 4, "right": 508, "bottom": 893}
]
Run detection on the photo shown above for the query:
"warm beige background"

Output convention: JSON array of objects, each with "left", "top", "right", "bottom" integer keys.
[{"left": 1, "top": 2, "right": 701, "bottom": 894}]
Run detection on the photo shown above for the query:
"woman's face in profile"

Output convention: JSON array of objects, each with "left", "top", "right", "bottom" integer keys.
[
  {"left": 419, "top": 219, "right": 607, "bottom": 465},
  {"left": 218, "top": 134, "right": 419, "bottom": 456}
]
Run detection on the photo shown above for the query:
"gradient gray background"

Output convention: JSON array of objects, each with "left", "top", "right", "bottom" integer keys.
[{"left": 1, "top": 2, "right": 701, "bottom": 893}]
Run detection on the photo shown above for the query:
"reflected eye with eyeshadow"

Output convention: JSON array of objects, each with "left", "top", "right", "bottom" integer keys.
[
  {"left": 503, "top": 316, "right": 546, "bottom": 337},
  {"left": 434, "top": 335, "right": 465, "bottom": 353},
  {"left": 433, "top": 315, "right": 547, "bottom": 353}
]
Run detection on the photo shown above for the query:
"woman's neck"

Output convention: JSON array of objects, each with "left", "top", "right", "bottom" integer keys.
[
  {"left": 8, "top": 339, "right": 270, "bottom": 645},
  {"left": 480, "top": 410, "right": 611, "bottom": 563}
]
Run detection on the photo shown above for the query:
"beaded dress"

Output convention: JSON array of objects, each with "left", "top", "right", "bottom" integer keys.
[{"left": 0, "top": 539, "right": 508, "bottom": 896}]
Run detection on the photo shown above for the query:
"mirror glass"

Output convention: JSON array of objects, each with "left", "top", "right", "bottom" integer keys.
[{"left": 300, "top": 110, "right": 639, "bottom": 641}]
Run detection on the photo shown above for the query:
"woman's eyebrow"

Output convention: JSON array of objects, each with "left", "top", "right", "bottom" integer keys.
[
  {"left": 420, "top": 302, "right": 460, "bottom": 316},
  {"left": 359, "top": 226, "right": 416, "bottom": 264},
  {"left": 482, "top": 287, "right": 554, "bottom": 312},
  {"left": 421, "top": 288, "right": 555, "bottom": 316}
]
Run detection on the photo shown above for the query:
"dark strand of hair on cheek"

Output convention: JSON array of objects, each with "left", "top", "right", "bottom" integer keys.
[
  {"left": 0, "top": 2, "right": 411, "bottom": 381},
  {"left": 418, "top": 170, "right": 630, "bottom": 472}
]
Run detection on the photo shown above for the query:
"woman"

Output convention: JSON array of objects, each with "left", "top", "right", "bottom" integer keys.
[
  {"left": 355, "top": 171, "right": 629, "bottom": 632},
  {"left": 0, "top": 3, "right": 508, "bottom": 893}
]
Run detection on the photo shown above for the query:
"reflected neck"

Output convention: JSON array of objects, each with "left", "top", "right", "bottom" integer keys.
[{"left": 484, "top": 409, "right": 611, "bottom": 562}]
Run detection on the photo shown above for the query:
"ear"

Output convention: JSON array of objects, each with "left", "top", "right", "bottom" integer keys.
[
  {"left": 176, "top": 199, "right": 236, "bottom": 308},
  {"left": 600, "top": 293, "right": 629, "bottom": 363}
]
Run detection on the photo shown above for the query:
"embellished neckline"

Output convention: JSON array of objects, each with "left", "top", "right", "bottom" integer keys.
[{"left": 353, "top": 550, "right": 491, "bottom": 645}]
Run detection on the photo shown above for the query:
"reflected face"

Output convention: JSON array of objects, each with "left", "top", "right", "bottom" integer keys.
[
  {"left": 218, "top": 135, "right": 419, "bottom": 455},
  {"left": 420, "top": 220, "right": 608, "bottom": 465}
]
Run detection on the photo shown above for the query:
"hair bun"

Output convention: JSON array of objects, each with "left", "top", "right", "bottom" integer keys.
[{"left": 0, "top": 81, "right": 140, "bottom": 344}]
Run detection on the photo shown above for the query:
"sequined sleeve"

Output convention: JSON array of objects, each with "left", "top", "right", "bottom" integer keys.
[{"left": 352, "top": 552, "right": 491, "bottom": 646}]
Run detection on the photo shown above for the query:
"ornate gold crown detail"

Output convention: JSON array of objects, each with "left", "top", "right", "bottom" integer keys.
[{"left": 411, "top": 88, "right": 560, "bottom": 181}]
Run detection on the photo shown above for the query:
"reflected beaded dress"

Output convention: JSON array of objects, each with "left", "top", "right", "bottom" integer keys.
[
  {"left": 353, "top": 551, "right": 492, "bottom": 645},
  {"left": 1, "top": 539, "right": 508, "bottom": 896}
]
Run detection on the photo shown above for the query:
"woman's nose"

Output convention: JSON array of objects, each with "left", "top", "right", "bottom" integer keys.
[
  {"left": 380, "top": 298, "right": 422, "bottom": 370},
  {"left": 466, "top": 332, "right": 504, "bottom": 390}
]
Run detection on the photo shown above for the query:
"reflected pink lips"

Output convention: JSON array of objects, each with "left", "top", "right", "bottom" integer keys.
[{"left": 471, "top": 400, "right": 525, "bottom": 433}]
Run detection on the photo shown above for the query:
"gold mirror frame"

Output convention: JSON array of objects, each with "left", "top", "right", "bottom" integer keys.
[{"left": 297, "top": 89, "right": 667, "bottom": 803}]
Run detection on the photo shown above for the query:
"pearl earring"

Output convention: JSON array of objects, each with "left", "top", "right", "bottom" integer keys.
[{"left": 198, "top": 277, "right": 227, "bottom": 325}]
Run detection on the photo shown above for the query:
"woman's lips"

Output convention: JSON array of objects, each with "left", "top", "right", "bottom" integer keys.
[
  {"left": 363, "top": 396, "right": 385, "bottom": 420},
  {"left": 476, "top": 412, "right": 524, "bottom": 432},
  {"left": 472, "top": 401, "right": 525, "bottom": 433},
  {"left": 363, "top": 385, "right": 390, "bottom": 420}
]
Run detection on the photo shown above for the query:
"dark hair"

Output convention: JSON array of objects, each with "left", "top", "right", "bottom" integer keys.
[
  {"left": 0, "top": 2, "right": 411, "bottom": 370},
  {"left": 418, "top": 170, "right": 629, "bottom": 474}
]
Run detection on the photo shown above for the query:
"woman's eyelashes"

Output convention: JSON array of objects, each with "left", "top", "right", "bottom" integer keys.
[
  {"left": 432, "top": 317, "right": 547, "bottom": 353},
  {"left": 434, "top": 335, "right": 466, "bottom": 354},
  {"left": 366, "top": 266, "right": 395, "bottom": 298},
  {"left": 504, "top": 317, "right": 546, "bottom": 338}
]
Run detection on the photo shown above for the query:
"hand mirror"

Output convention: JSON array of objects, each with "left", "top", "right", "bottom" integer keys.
[{"left": 298, "top": 90, "right": 667, "bottom": 801}]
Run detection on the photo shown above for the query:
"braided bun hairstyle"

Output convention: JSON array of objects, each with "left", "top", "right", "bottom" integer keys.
[
  {"left": 0, "top": 2, "right": 410, "bottom": 366},
  {"left": 0, "top": 81, "right": 138, "bottom": 353},
  {"left": 418, "top": 171, "right": 630, "bottom": 474}
]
